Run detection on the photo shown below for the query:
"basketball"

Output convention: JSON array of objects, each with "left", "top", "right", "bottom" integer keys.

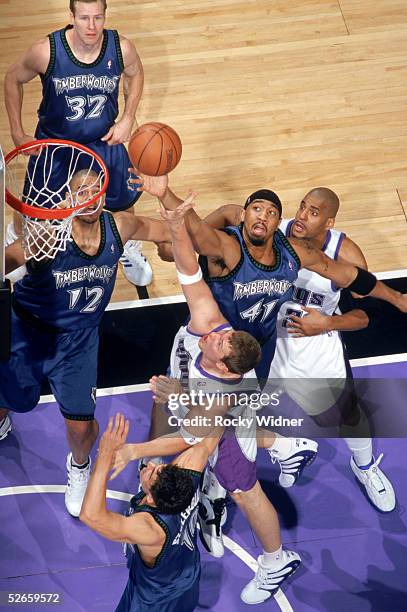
[{"left": 128, "top": 122, "right": 182, "bottom": 176}]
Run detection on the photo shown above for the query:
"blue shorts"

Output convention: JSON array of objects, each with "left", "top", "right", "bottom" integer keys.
[
  {"left": 0, "top": 311, "right": 99, "bottom": 420},
  {"left": 28, "top": 125, "right": 142, "bottom": 212}
]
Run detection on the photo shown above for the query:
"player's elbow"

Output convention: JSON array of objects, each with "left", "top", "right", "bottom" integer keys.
[
  {"left": 79, "top": 507, "right": 92, "bottom": 525},
  {"left": 79, "top": 506, "right": 101, "bottom": 527}
]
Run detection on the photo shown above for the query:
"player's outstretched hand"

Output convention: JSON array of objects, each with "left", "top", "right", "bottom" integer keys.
[
  {"left": 129, "top": 168, "right": 168, "bottom": 197},
  {"left": 159, "top": 191, "right": 196, "bottom": 229},
  {"left": 110, "top": 443, "right": 138, "bottom": 480},
  {"left": 98, "top": 413, "right": 129, "bottom": 461},
  {"left": 150, "top": 375, "right": 183, "bottom": 404},
  {"left": 287, "top": 306, "right": 330, "bottom": 337}
]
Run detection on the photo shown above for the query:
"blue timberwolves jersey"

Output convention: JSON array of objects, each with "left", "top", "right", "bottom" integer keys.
[
  {"left": 125, "top": 470, "right": 201, "bottom": 608},
  {"left": 13, "top": 212, "right": 122, "bottom": 329},
  {"left": 38, "top": 27, "right": 123, "bottom": 143},
  {"left": 201, "top": 225, "right": 300, "bottom": 345}
]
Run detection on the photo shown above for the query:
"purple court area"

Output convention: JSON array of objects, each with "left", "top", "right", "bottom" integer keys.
[{"left": 1, "top": 360, "right": 407, "bottom": 611}]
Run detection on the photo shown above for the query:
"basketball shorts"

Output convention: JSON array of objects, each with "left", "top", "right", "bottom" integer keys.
[
  {"left": 115, "top": 571, "right": 200, "bottom": 612},
  {"left": 210, "top": 429, "right": 257, "bottom": 493},
  {"left": 0, "top": 310, "right": 99, "bottom": 420},
  {"left": 28, "top": 126, "right": 142, "bottom": 212}
]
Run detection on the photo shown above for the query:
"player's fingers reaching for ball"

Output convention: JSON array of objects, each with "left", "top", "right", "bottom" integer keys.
[{"left": 129, "top": 169, "right": 168, "bottom": 197}]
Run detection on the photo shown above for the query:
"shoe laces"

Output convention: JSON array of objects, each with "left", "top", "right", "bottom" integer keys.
[
  {"left": 366, "top": 453, "right": 386, "bottom": 492},
  {"left": 255, "top": 551, "right": 296, "bottom": 587},
  {"left": 123, "top": 240, "right": 147, "bottom": 261},
  {"left": 206, "top": 498, "right": 226, "bottom": 536},
  {"left": 68, "top": 463, "right": 90, "bottom": 486}
]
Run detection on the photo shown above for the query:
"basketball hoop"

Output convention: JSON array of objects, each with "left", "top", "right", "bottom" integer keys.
[{"left": 5, "top": 139, "right": 109, "bottom": 261}]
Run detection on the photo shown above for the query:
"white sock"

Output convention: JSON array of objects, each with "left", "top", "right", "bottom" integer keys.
[
  {"left": 267, "top": 435, "right": 293, "bottom": 460},
  {"left": 344, "top": 437, "right": 373, "bottom": 468},
  {"left": 340, "top": 403, "right": 371, "bottom": 438},
  {"left": 71, "top": 456, "right": 90, "bottom": 469},
  {"left": 262, "top": 546, "right": 283, "bottom": 569}
]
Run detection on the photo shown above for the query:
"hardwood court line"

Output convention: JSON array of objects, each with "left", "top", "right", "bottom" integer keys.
[
  {"left": 337, "top": 0, "right": 350, "bottom": 36},
  {"left": 396, "top": 189, "right": 407, "bottom": 223}
]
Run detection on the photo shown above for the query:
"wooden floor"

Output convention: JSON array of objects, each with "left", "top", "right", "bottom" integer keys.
[{"left": 1, "top": 0, "right": 407, "bottom": 302}]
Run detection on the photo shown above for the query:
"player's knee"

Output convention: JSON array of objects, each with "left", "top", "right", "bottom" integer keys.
[
  {"left": 64, "top": 417, "right": 96, "bottom": 438},
  {"left": 230, "top": 480, "right": 260, "bottom": 506}
]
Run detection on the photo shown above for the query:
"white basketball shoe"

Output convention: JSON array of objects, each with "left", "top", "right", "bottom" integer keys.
[
  {"left": 241, "top": 550, "right": 302, "bottom": 604},
  {"left": 268, "top": 438, "right": 318, "bottom": 488},
  {"left": 120, "top": 240, "right": 153, "bottom": 287},
  {"left": 350, "top": 454, "right": 396, "bottom": 512},
  {"left": 198, "top": 469, "right": 227, "bottom": 558},
  {"left": 65, "top": 453, "right": 91, "bottom": 517},
  {"left": 0, "top": 415, "right": 12, "bottom": 441}
]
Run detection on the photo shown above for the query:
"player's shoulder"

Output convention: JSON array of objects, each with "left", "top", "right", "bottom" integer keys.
[
  {"left": 118, "top": 34, "right": 139, "bottom": 57},
  {"left": 22, "top": 37, "right": 50, "bottom": 61},
  {"left": 338, "top": 235, "right": 367, "bottom": 268},
  {"left": 129, "top": 510, "right": 166, "bottom": 544},
  {"left": 14, "top": 37, "right": 51, "bottom": 74}
]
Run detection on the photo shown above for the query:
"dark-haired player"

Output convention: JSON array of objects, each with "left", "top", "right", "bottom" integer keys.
[
  {"left": 137, "top": 172, "right": 407, "bottom": 576},
  {"left": 203, "top": 188, "right": 397, "bottom": 511},
  {"left": 0, "top": 170, "right": 170, "bottom": 518},
  {"left": 150, "top": 194, "right": 303, "bottom": 605},
  {"left": 80, "top": 412, "right": 222, "bottom": 612},
  {"left": 4, "top": 0, "right": 151, "bottom": 285}
]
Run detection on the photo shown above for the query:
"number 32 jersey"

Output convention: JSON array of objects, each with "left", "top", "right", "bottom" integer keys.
[{"left": 38, "top": 26, "right": 123, "bottom": 143}]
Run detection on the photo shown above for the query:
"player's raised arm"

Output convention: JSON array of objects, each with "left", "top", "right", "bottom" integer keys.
[
  {"left": 4, "top": 39, "right": 50, "bottom": 147},
  {"left": 291, "top": 237, "right": 407, "bottom": 312},
  {"left": 113, "top": 211, "right": 171, "bottom": 245},
  {"left": 101, "top": 37, "right": 144, "bottom": 145},
  {"left": 133, "top": 171, "right": 239, "bottom": 267},
  {"left": 160, "top": 194, "right": 228, "bottom": 334},
  {"left": 204, "top": 204, "right": 244, "bottom": 229},
  {"left": 80, "top": 414, "right": 164, "bottom": 546}
]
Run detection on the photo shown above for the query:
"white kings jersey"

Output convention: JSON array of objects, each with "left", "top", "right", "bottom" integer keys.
[
  {"left": 169, "top": 322, "right": 259, "bottom": 461},
  {"left": 269, "top": 219, "right": 347, "bottom": 380}
]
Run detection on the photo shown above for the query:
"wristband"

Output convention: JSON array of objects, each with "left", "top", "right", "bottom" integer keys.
[{"left": 177, "top": 267, "right": 203, "bottom": 285}]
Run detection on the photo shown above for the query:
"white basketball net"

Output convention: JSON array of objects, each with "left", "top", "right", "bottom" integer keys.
[{"left": 6, "top": 140, "right": 108, "bottom": 261}]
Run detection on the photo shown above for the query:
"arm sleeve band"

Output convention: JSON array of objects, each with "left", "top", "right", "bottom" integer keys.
[
  {"left": 177, "top": 267, "right": 203, "bottom": 285},
  {"left": 180, "top": 425, "right": 204, "bottom": 446},
  {"left": 347, "top": 267, "right": 377, "bottom": 295}
]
